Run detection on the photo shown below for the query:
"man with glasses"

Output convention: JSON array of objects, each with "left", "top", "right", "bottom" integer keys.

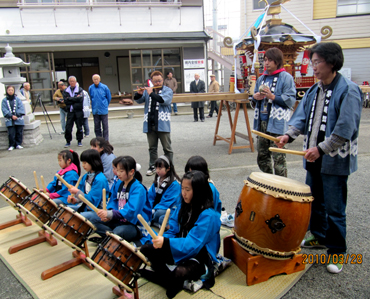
[
  {"left": 252, "top": 47, "right": 296, "bottom": 177},
  {"left": 275, "top": 42, "right": 363, "bottom": 274},
  {"left": 134, "top": 71, "right": 174, "bottom": 176}
]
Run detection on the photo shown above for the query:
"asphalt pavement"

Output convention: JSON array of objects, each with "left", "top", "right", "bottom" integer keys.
[{"left": 0, "top": 107, "right": 369, "bottom": 299}]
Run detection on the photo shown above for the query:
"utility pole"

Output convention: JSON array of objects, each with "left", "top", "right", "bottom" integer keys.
[{"left": 212, "top": 0, "right": 218, "bottom": 82}]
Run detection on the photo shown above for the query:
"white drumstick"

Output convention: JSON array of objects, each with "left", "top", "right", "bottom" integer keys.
[
  {"left": 158, "top": 209, "right": 171, "bottom": 237},
  {"left": 137, "top": 214, "right": 157, "bottom": 239}
]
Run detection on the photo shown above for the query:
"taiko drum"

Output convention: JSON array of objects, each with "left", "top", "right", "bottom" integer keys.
[
  {"left": 0, "top": 177, "right": 31, "bottom": 207},
  {"left": 233, "top": 172, "right": 314, "bottom": 260}
]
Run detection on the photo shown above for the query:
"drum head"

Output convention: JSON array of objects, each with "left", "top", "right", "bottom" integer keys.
[{"left": 61, "top": 205, "right": 96, "bottom": 231}]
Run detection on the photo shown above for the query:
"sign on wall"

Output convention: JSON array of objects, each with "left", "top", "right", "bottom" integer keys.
[
  {"left": 184, "top": 59, "right": 205, "bottom": 69},
  {"left": 184, "top": 69, "right": 205, "bottom": 92}
]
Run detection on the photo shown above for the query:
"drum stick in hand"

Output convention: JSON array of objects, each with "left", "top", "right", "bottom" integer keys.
[
  {"left": 78, "top": 194, "right": 99, "bottom": 213},
  {"left": 55, "top": 173, "right": 73, "bottom": 189},
  {"left": 33, "top": 171, "right": 39, "bottom": 189},
  {"left": 102, "top": 188, "right": 106, "bottom": 210},
  {"left": 251, "top": 130, "right": 280, "bottom": 143},
  {"left": 158, "top": 209, "right": 171, "bottom": 237},
  {"left": 71, "top": 175, "right": 83, "bottom": 198},
  {"left": 137, "top": 214, "right": 157, "bottom": 239},
  {"left": 40, "top": 175, "right": 46, "bottom": 192},
  {"left": 269, "top": 147, "right": 306, "bottom": 156}
]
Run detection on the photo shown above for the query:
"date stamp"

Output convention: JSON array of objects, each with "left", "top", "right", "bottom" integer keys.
[{"left": 302, "top": 254, "right": 363, "bottom": 264}]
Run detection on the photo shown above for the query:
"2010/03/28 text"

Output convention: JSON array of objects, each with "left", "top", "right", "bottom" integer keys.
[{"left": 302, "top": 254, "right": 362, "bottom": 264}]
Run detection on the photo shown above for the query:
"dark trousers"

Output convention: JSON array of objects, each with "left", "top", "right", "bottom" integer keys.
[
  {"left": 7, "top": 125, "right": 24, "bottom": 147},
  {"left": 193, "top": 107, "right": 204, "bottom": 121},
  {"left": 93, "top": 114, "right": 109, "bottom": 141},
  {"left": 208, "top": 101, "right": 219, "bottom": 116},
  {"left": 65, "top": 110, "right": 84, "bottom": 143}
]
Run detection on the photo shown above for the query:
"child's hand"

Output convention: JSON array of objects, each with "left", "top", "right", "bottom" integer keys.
[
  {"left": 153, "top": 236, "right": 164, "bottom": 249},
  {"left": 97, "top": 209, "right": 108, "bottom": 222},
  {"left": 68, "top": 195, "right": 77, "bottom": 204},
  {"left": 68, "top": 186, "right": 79, "bottom": 194}
]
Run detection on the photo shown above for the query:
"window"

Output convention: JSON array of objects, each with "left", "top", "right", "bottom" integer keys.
[
  {"left": 253, "top": 0, "right": 275, "bottom": 10},
  {"left": 337, "top": 0, "right": 370, "bottom": 16}
]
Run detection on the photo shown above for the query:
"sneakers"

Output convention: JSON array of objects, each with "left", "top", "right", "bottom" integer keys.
[
  {"left": 8, "top": 146, "right": 14, "bottom": 151},
  {"left": 220, "top": 207, "right": 228, "bottom": 223},
  {"left": 146, "top": 166, "right": 156, "bottom": 176},
  {"left": 84, "top": 135, "right": 89, "bottom": 138},
  {"left": 64, "top": 143, "right": 71, "bottom": 148},
  {"left": 221, "top": 212, "right": 235, "bottom": 228},
  {"left": 327, "top": 255, "right": 344, "bottom": 274},
  {"left": 16, "top": 145, "right": 23, "bottom": 149},
  {"left": 301, "top": 235, "right": 326, "bottom": 249},
  {"left": 78, "top": 142, "right": 82, "bottom": 147}
]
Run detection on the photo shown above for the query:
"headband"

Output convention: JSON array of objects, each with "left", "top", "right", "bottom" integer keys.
[
  {"left": 159, "top": 155, "right": 170, "bottom": 166},
  {"left": 136, "top": 163, "right": 141, "bottom": 172}
]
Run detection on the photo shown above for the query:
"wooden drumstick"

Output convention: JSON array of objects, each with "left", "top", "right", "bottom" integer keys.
[
  {"left": 137, "top": 214, "right": 157, "bottom": 240},
  {"left": 55, "top": 173, "right": 72, "bottom": 189},
  {"left": 269, "top": 147, "right": 306, "bottom": 156},
  {"left": 33, "top": 171, "right": 39, "bottom": 189},
  {"left": 252, "top": 130, "right": 280, "bottom": 142},
  {"left": 133, "top": 86, "right": 162, "bottom": 92},
  {"left": 40, "top": 175, "right": 46, "bottom": 192},
  {"left": 158, "top": 208, "right": 171, "bottom": 237},
  {"left": 78, "top": 194, "right": 99, "bottom": 213},
  {"left": 102, "top": 188, "right": 106, "bottom": 210},
  {"left": 75, "top": 175, "right": 83, "bottom": 188}
]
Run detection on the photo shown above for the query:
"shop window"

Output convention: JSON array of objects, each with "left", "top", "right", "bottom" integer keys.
[{"left": 337, "top": 0, "right": 370, "bottom": 16}]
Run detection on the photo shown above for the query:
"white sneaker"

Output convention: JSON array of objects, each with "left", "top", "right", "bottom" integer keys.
[
  {"left": 220, "top": 209, "right": 228, "bottom": 223},
  {"left": 16, "top": 145, "right": 23, "bottom": 149},
  {"left": 8, "top": 146, "right": 14, "bottom": 151},
  {"left": 224, "top": 213, "right": 235, "bottom": 228}
]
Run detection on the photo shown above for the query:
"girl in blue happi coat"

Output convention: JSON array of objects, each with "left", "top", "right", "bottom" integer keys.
[
  {"left": 87, "top": 156, "right": 152, "bottom": 245},
  {"left": 148, "top": 155, "right": 181, "bottom": 228},
  {"left": 140, "top": 170, "right": 221, "bottom": 299},
  {"left": 185, "top": 156, "right": 222, "bottom": 214},
  {"left": 45, "top": 149, "right": 80, "bottom": 207},
  {"left": 68, "top": 149, "right": 109, "bottom": 212}
]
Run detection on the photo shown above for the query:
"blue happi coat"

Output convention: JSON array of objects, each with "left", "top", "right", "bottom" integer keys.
[
  {"left": 209, "top": 182, "right": 222, "bottom": 215},
  {"left": 47, "top": 166, "right": 79, "bottom": 205},
  {"left": 1, "top": 96, "right": 25, "bottom": 127},
  {"left": 78, "top": 172, "right": 109, "bottom": 211},
  {"left": 148, "top": 180, "right": 181, "bottom": 211},
  {"left": 163, "top": 205, "right": 221, "bottom": 264},
  {"left": 289, "top": 74, "right": 362, "bottom": 175},
  {"left": 253, "top": 71, "right": 296, "bottom": 134}
]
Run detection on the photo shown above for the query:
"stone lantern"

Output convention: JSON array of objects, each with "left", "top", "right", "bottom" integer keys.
[{"left": 0, "top": 44, "right": 43, "bottom": 149}]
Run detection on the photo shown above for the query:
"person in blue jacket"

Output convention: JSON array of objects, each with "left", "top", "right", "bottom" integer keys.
[
  {"left": 1, "top": 86, "right": 25, "bottom": 151},
  {"left": 45, "top": 149, "right": 80, "bottom": 207},
  {"left": 68, "top": 149, "right": 109, "bottom": 212},
  {"left": 148, "top": 155, "right": 181, "bottom": 228},
  {"left": 134, "top": 70, "right": 174, "bottom": 176},
  {"left": 89, "top": 74, "right": 111, "bottom": 141},
  {"left": 90, "top": 137, "right": 116, "bottom": 189},
  {"left": 86, "top": 156, "right": 152, "bottom": 245},
  {"left": 185, "top": 155, "right": 222, "bottom": 214},
  {"left": 140, "top": 170, "right": 221, "bottom": 298}
]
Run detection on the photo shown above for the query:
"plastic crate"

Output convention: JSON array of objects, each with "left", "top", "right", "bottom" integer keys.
[{"left": 295, "top": 76, "right": 315, "bottom": 88}]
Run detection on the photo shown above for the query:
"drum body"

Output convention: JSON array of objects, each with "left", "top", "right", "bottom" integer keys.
[
  {"left": 0, "top": 177, "right": 31, "bottom": 207},
  {"left": 47, "top": 206, "right": 95, "bottom": 249},
  {"left": 19, "top": 189, "right": 58, "bottom": 227},
  {"left": 91, "top": 232, "right": 143, "bottom": 288},
  {"left": 234, "top": 172, "right": 313, "bottom": 260}
]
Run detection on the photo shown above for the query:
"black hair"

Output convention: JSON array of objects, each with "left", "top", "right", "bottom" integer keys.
[
  {"left": 178, "top": 171, "right": 214, "bottom": 236},
  {"left": 166, "top": 71, "right": 173, "bottom": 76},
  {"left": 90, "top": 137, "right": 114, "bottom": 155},
  {"left": 58, "top": 150, "right": 81, "bottom": 176},
  {"left": 264, "top": 47, "right": 284, "bottom": 69},
  {"left": 309, "top": 42, "right": 344, "bottom": 73},
  {"left": 184, "top": 156, "right": 210, "bottom": 180},
  {"left": 80, "top": 149, "right": 104, "bottom": 173},
  {"left": 153, "top": 155, "right": 180, "bottom": 185},
  {"left": 5, "top": 85, "right": 16, "bottom": 97},
  {"left": 113, "top": 156, "right": 142, "bottom": 183}
]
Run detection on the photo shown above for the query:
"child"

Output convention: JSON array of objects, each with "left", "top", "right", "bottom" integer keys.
[
  {"left": 45, "top": 149, "right": 80, "bottom": 207},
  {"left": 1, "top": 85, "right": 25, "bottom": 151},
  {"left": 148, "top": 155, "right": 181, "bottom": 228},
  {"left": 87, "top": 156, "right": 152, "bottom": 245},
  {"left": 140, "top": 171, "right": 221, "bottom": 298},
  {"left": 90, "top": 137, "right": 116, "bottom": 189},
  {"left": 185, "top": 156, "right": 222, "bottom": 214},
  {"left": 68, "top": 149, "right": 109, "bottom": 212}
]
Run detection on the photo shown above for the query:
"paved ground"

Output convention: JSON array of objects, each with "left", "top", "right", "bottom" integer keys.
[{"left": 0, "top": 107, "right": 369, "bottom": 298}]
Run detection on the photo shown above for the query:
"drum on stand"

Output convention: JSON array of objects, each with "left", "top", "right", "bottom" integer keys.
[
  {"left": 43, "top": 205, "right": 96, "bottom": 252},
  {"left": 18, "top": 189, "right": 58, "bottom": 228},
  {"left": 86, "top": 232, "right": 150, "bottom": 293},
  {"left": 0, "top": 177, "right": 32, "bottom": 208},
  {"left": 233, "top": 172, "right": 313, "bottom": 260}
]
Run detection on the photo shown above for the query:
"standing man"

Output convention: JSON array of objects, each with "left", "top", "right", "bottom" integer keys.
[
  {"left": 63, "top": 76, "right": 84, "bottom": 147},
  {"left": 20, "top": 82, "right": 31, "bottom": 104},
  {"left": 53, "top": 81, "right": 67, "bottom": 134},
  {"left": 207, "top": 74, "right": 219, "bottom": 118},
  {"left": 252, "top": 47, "right": 296, "bottom": 177},
  {"left": 164, "top": 71, "right": 178, "bottom": 115},
  {"left": 88, "top": 74, "right": 111, "bottom": 141},
  {"left": 134, "top": 71, "right": 173, "bottom": 176},
  {"left": 189, "top": 73, "right": 206, "bottom": 122},
  {"left": 276, "top": 42, "right": 362, "bottom": 274}
]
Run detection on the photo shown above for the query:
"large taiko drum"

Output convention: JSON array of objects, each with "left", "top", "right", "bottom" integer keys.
[
  {"left": 234, "top": 172, "right": 314, "bottom": 260},
  {"left": 86, "top": 232, "right": 150, "bottom": 292},
  {"left": 0, "top": 177, "right": 31, "bottom": 207},
  {"left": 18, "top": 189, "right": 58, "bottom": 227},
  {"left": 44, "top": 205, "right": 96, "bottom": 251}
]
